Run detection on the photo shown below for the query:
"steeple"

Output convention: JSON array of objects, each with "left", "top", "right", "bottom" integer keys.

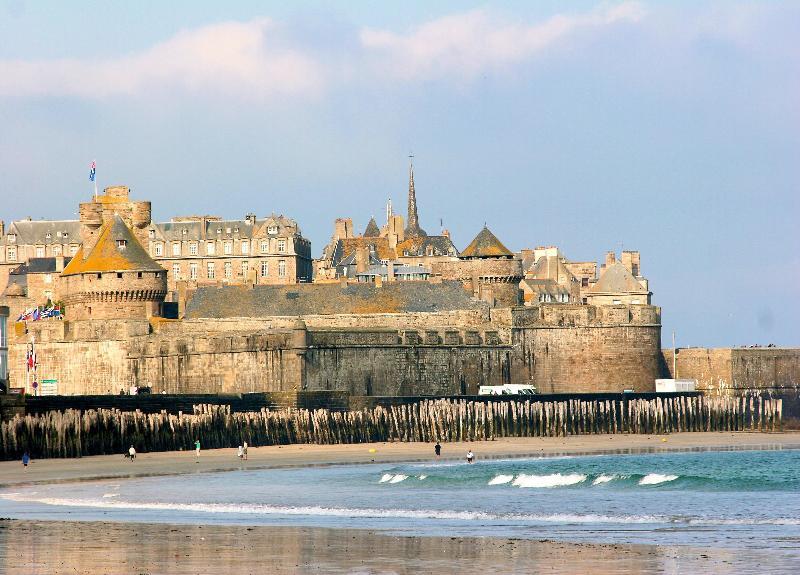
[{"left": 404, "top": 155, "right": 426, "bottom": 238}]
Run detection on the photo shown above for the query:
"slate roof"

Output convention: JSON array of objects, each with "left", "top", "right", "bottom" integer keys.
[
  {"left": 148, "top": 214, "right": 302, "bottom": 242},
  {"left": 62, "top": 215, "right": 164, "bottom": 276},
  {"left": 520, "top": 278, "right": 571, "bottom": 297},
  {"left": 185, "top": 280, "right": 485, "bottom": 318},
  {"left": 363, "top": 218, "right": 381, "bottom": 237},
  {"left": 8, "top": 257, "right": 73, "bottom": 274},
  {"left": 1, "top": 220, "right": 80, "bottom": 245},
  {"left": 526, "top": 256, "right": 577, "bottom": 284},
  {"left": 356, "top": 264, "right": 432, "bottom": 277},
  {"left": 460, "top": 226, "right": 513, "bottom": 258},
  {"left": 589, "top": 262, "right": 648, "bottom": 294}
]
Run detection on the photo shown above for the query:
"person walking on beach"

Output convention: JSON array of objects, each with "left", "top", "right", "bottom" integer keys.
[
  {"left": 237, "top": 445, "right": 244, "bottom": 459},
  {"left": 434, "top": 442, "right": 441, "bottom": 458},
  {"left": 242, "top": 441, "right": 248, "bottom": 461},
  {"left": 194, "top": 439, "right": 201, "bottom": 461},
  {"left": 128, "top": 445, "right": 136, "bottom": 461},
  {"left": 466, "top": 450, "right": 475, "bottom": 464},
  {"left": 21, "top": 452, "right": 30, "bottom": 469}
]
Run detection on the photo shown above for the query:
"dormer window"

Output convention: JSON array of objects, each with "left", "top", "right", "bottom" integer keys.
[
  {"left": 45, "top": 232, "right": 52, "bottom": 240},
  {"left": 7, "top": 234, "right": 15, "bottom": 243},
  {"left": 233, "top": 227, "right": 239, "bottom": 233},
  {"left": 63, "top": 232, "right": 68, "bottom": 238},
  {"left": 216, "top": 228, "right": 222, "bottom": 234},
  {"left": 149, "top": 229, "right": 155, "bottom": 239},
  {"left": 268, "top": 225, "right": 278, "bottom": 234},
  {"left": 117, "top": 239, "right": 127, "bottom": 250},
  {"left": 182, "top": 228, "right": 188, "bottom": 235}
]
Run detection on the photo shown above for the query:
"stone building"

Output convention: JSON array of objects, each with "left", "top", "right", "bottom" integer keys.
[
  {"left": 0, "top": 187, "right": 312, "bottom": 300},
  {"left": 314, "top": 160, "right": 458, "bottom": 281},
  {"left": 586, "top": 252, "right": 651, "bottom": 305},
  {"left": 0, "top": 257, "right": 71, "bottom": 324}
]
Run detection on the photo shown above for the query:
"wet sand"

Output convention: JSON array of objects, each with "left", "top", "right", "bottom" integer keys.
[
  {"left": 0, "top": 519, "right": 790, "bottom": 575},
  {"left": 2, "top": 431, "right": 798, "bottom": 487}
]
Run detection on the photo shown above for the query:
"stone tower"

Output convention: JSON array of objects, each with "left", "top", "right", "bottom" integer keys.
[
  {"left": 404, "top": 158, "right": 427, "bottom": 238},
  {"left": 60, "top": 214, "right": 167, "bottom": 320},
  {"left": 79, "top": 186, "right": 151, "bottom": 255}
]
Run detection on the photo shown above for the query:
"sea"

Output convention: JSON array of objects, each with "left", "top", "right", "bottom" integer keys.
[{"left": 2, "top": 448, "right": 800, "bottom": 551}]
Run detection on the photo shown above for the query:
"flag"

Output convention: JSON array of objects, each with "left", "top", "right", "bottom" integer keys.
[
  {"left": 26, "top": 344, "right": 36, "bottom": 372},
  {"left": 32, "top": 307, "right": 41, "bottom": 321},
  {"left": 89, "top": 160, "right": 96, "bottom": 182}
]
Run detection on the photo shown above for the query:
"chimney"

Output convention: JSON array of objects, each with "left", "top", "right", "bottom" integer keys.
[
  {"left": 334, "top": 218, "right": 354, "bottom": 240},
  {"left": 355, "top": 245, "right": 369, "bottom": 274},
  {"left": 604, "top": 251, "right": 616, "bottom": 269},
  {"left": 375, "top": 274, "right": 383, "bottom": 288},
  {"left": 621, "top": 251, "right": 641, "bottom": 277},
  {"left": 387, "top": 262, "right": 395, "bottom": 282},
  {"left": 0, "top": 220, "right": 4, "bottom": 236},
  {"left": 55, "top": 256, "right": 65, "bottom": 273}
]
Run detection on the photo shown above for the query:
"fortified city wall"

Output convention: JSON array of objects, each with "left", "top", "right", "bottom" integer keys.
[{"left": 7, "top": 302, "right": 663, "bottom": 396}]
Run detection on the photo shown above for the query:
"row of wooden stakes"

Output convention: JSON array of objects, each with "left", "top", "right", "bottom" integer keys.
[{"left": 0, "top": 395, "right": 782, "bottom": 459}]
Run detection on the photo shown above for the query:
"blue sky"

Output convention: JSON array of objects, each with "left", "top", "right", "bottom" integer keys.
[{"left": 1, "top": 1, "right": 797, "bottom": 347}]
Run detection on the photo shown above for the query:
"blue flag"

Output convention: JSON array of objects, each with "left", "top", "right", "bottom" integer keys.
[{"left": 89, "top": 160, "right": 96, "bottom": 182}]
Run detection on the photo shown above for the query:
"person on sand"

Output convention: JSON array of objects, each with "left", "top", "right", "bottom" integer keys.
[
  {"left": 466, "top": 450, "right": 475, "bottom": 464},
  {"left": 242, "top": 442, "right": 248, "bottom": 461},
  {"left": 22, "top": 452, "right": 30, "bottom": 468},
  {"left": 237, "top": 445, "right": 243, "bottom": 459},
  {"left": 434, "top": 442, "right": 441, "bottom": 458},
  {"left": 194, "top": 439, "right": 201, "bottom": 461},
  {"left": 128, "top": 445, "right": 136, "bottom": 461}
]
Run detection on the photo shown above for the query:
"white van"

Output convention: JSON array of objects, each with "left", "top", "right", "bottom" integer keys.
[{"left": 478, "top": 384, "right": 537, "bottom": 396}]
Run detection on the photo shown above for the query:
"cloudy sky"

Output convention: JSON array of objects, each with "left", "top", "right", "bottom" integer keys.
[{"left": 1, "top": 1, "right": 797, "bottom": 347}]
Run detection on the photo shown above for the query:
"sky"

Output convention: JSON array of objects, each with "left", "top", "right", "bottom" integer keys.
[{"left": 0, "top": 1, "right": 797, "bottom": 347}]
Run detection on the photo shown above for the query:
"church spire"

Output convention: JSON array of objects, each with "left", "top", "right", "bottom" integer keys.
[{"left": 404, "top": 154, "right": 426, "bottom": 238}]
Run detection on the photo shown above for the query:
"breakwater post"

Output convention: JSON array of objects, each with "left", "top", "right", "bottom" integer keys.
[{"left": 0, "top": 395, "right": 782, "bottom": 460}]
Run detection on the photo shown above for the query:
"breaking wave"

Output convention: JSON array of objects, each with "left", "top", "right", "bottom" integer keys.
[
  {"left": 488, "top": 474, "right": 514, "bottom": 485},
  {"left": 512, "top": 473, "right": 587, "bottom": 488},
  {"left": 592, "top": 474, "right": 617, "bottom": 485},
  {"left": 639, "top": 474, "right": 678, "bottom": 486}
]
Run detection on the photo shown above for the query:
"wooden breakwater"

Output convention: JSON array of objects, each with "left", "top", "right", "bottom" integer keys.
[{"left": 0, "top": 395, "right": 782, "bottom": 460}]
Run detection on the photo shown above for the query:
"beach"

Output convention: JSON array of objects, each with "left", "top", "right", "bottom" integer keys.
[{"left": 2, "top": 432, "right": 799, "bottom": 574}]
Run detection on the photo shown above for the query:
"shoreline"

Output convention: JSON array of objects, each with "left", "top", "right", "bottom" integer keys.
[{"left": 2, "top": 431, "right": 798, "bottom": 488}]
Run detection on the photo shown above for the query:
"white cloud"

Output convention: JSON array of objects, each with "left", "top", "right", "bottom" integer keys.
[
  {"left": 0, "top": 19, "right": 323, "bottom": 100},
  {"left": 359, "top": 3, "right": 645, "bottom": 80}
]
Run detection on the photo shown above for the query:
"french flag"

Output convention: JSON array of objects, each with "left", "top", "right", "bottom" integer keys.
[{"left": 89, "top": 160, "right": 96, "bottom": 182}]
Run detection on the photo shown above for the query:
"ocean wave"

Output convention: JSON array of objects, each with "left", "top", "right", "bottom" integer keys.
[
  {"left": 102, "top": 493, "right": 120, "bottom": 498},
  {"left": 639, "top": 473, "right": 678, "bottom": 486},
  {"left": 592, "top": 474, "right": 617, "bottom": 485},
  {"left": 389, "top": 474, "right": 408, "bottom": 484},
  {"left": 379, "top": 474, "right": 394, "bottom": 483},
  {"left": 418, "top": 475, "right": 427, "bottom": 480},
  {"left": 512, "top": 473, "right": 587, "bottom": 488},
  {"left": 488, "top": 474, "right": 514, "bottom": 485}
]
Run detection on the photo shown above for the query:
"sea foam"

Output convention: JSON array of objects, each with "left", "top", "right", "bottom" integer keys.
[
  {"left": 512, "top": 473, "right": 587, "bottom": 488},
  {"left": 592, "top": 474, "right": 616, "bottom": 485},
  {"left": 388, "top": 474, "right": 408, "bottom": 484},
  {"left": 488, "top": 474, "right": 514, "bottom": 485},
  {"left": 639, "top": 473, "right": 678, "bottom": 485}
]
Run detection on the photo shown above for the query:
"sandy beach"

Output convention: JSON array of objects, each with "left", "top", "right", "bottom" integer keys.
[
  {"left": 2, "top": 432, "right": 799, "bottom": 574},
  {"left": 3, "top": 431, "right": 799, "bottom": 487}
]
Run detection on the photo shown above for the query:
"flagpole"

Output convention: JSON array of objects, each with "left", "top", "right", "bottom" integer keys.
[{"left": 93, "top": 159, "right": 98, "bottom": 199}]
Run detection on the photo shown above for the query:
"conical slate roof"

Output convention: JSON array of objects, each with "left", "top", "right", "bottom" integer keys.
[
  {"left": 62, "top": 215, "right": 164, "bottom": 276},
  {"left": 590, "top": 262, "right": 647, "bottom": 294},
  {"left": 364, "top": 217, "right": 381, "bottom": 237},
  {"left": 460, "top": 226, "right": 513, "bottom": 258}
]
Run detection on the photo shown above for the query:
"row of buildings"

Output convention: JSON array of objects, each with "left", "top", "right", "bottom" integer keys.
[{"left": 0, "top": 162, "right": 651, "bottom": 320}]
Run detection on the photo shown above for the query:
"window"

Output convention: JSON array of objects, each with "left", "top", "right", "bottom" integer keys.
[
  {"left": 70, "top": 245, "right": 78, "bottom": 256},
  {"left": 267, "top": 225, "right": 278, "bottom": 234},
  {"left": 207, "top": 241, "right": 215, "bottom": 255},
  {"left": 45, "top": 233, "right": 51, "bottom": 240},
  {"left": 278, "top": 260, "right": 286, "bottom": 277},
  {"left": 224, "top": 262, "right": 232, "bottom": 279},
  {"left": 36, "top": 246, "right": 45, "bottom": 257},
  {"left": 233, "top": 227, "right": 239, "bottom": 233},
  {"left": 216, "top": 228, "right": 222, "bottom": 235},
  {"left": 7, "top": 246, "right": 16, "bottom": 261},
  {"left": 137, "top": 272, "right": 142, "bottom": 279},
  {"left": 241, "top": 261, "right": 249, "bottom": 277},
  {"left": 582, "top": 298, "right": 588, "bottom": 305},
  {"left": 52, "top": 244, "right": 62, "bottom": 256},
  {"left": 189, "top": 242, "right": 198, "bottom": 256},
  {"left": 277, "top": 239, "right": 286, "bottom": 252},
  {"left": 7, "top": 234, "right": 15, "bottom": 243},
  {"left": 182, "top": 228, "right": 188, "bottom": 236},
  {"left": 189, "top": 263, "right": 198, "bottom": 280},
  {"left": 117, "top": 239, "right": 127, "bottom": 250},
  {"left": 207, "top": 262, "right": 215, "bottom": 279},
  {"left": 155, "top": 243, "right": 163, "bottom": 256},
  {"left": 172, "top": 242, "right": 180, "bottom": 256},
  {"left": 581, "top": 277, "right": 589, "bottom": 288},
  {"left": 612, "top": 299, "right": 622, "bottom": 305},
  {"left": 44, "top": 273, "right": 52, "bottom": 284},
  {"left": 241, "top": 240, "right": 249, "bottom": 254},
  {"left": 260, "top": 261, "right": 269, "bottom": 277},
  {"left": 149, "top": 229, "right": 155, "bottom": 239},
  {"left": 223, "top": 241, "right": 232, "bottom": 255},
  {"left": 426, "top": 246, "right": 434, "bottom": 256},
  {"left": 62, "top": 232, "right": 68, "bottom": 239},
  {"left": 260, "top": 240, "right": 268, "bottom": 253},
  {"left": 172, "top": 263, "right": 181, "bottom": 280}
]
